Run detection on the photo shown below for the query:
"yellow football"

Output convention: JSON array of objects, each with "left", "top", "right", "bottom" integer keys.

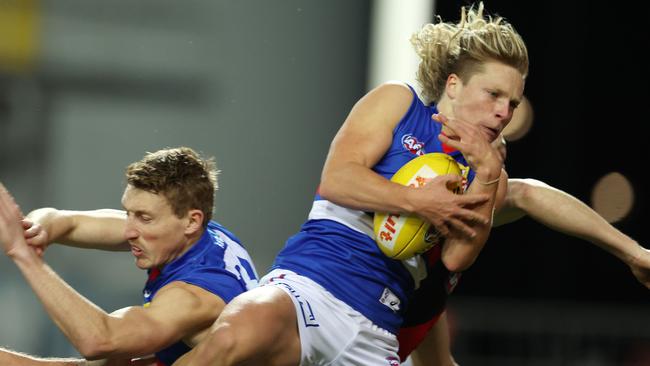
[{"left": 374, "top": 153, "right": 462, "bottom": 260}]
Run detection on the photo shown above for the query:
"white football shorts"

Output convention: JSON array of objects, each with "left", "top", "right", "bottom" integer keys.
[{"left": 260, "top": 269, "right": 401, "bottom": 366}]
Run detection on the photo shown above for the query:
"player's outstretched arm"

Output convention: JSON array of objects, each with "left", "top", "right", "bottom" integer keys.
[
  {"left": 1, "top": 185, "right": 225, "bottom": 360},
  {"left": 495, "top": 178, "right": 650, "bottom": 288},
  {"left": 25, "top": 208, "right": 129, "bottom": 252}
]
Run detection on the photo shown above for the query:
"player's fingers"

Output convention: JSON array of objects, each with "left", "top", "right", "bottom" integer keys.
[
  {"left": 438, "top": 133, "right": 462, "bottom": 149},
  {"left": 428, "top": 218, "right": 450, "bottom": 237},
  {"left": 24, "top": 223, "right": 40, "bottom": 238},
  {"left": 446, "top": 217, "right": 478, "bottom": 238},
  {"left": 454, "top": 207, "right": 489, "bottom": 226},
  {"left": 22, "top": 218, "right": 34, "bottom": 230},
  {"left": 455, "top": 192, "right": 490, "bottom": 206},
  {"left": 33, "top": 246, "right": 45, "bottom": 257},
  {"left": 424, "top": 175, "right": 463, "bottom": 193},
  {"left": 432, "top": 114, "right": 464, "bottom": 136},
  {"left": 431, "top": 113, "right": 448, "bottom": 123},
  {"left": 439, "top": 115, "right": 474, "bottom": 133},
  {"left": 435, "top": 173, "right": 462, "bottom": 184},
  {"left": 25, "top": 231, "right": 48, "bottom": 246}
]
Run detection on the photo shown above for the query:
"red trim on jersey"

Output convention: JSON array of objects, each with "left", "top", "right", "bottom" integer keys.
[
  {"left": 148, "top": 268, "right": 161, "bottom": 282},
  {"left": 397, "top": 313, "right": 442, "bottom": 361},
  {"left": 425, "top": 243, "right": 442, "bottom": 266}
]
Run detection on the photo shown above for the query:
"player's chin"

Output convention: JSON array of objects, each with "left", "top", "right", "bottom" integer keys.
[{"left": 134, "top": 257, "right": 152, "bottom": 270}]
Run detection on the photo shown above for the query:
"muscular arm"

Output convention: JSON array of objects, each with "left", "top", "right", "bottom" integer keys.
[
  {"left": 319, "top": 82, "right": 490, "bottom": 241},
  {"left": 494, "top": 178, "right": 650, "bottom": 288},
  {"left": 10, "top": 250, "right": 224, "bottom": 360},
  {"left": 26, "top": 208, "right": 129, "bottom": 251},
  {"left": 403, "top": 178, "right": 648, "bottom": 365},
  {"left": 2, "top": 197, "right": 223, "bottom": 360}
]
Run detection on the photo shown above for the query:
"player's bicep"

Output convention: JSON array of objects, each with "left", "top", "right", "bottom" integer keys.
[{"left": 324, "top": 83, "right": 414, "bottom": 170}]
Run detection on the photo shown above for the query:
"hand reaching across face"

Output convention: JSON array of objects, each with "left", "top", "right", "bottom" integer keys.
[
  {"left": 433, "top": 113, "right": 504, "bottom": 177},
  {"left": 22, "top": 218, "right": 49, "bottom": 256}
]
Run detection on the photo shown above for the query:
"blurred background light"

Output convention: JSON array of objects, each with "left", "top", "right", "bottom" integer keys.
[{"left": 591, "top": 172, "right": 634, "bottom": 223}]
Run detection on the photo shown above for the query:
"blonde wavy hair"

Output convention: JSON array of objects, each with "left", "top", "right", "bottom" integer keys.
[{"left": 411, "top": 2, "right": 529, "bottom": 104}]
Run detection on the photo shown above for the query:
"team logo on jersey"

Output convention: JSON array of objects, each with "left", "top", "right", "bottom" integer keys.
[
  {"left": 379, "top": 287, "right": 401, "bottom": 312},
  {"left": 386, "top": 356, "right": 401, "bottom": 365},
  {"left": 211, "top": 231, "right": 226, "bottom": 248},
  {"left": 401, "top": 134, "right": 425, "bottom": 156}
]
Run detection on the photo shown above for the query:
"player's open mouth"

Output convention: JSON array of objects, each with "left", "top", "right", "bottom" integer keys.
[
  {"left": 131, "top": 245, "right": 143, "bottom": 257},
  {"left": 482, "top": 126, "right": 498, "bottom": 141}
]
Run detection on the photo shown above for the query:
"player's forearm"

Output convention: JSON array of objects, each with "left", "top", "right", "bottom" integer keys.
[
  {"left": 27, "top": 209, "right": 129, "bottom": 251},
  {"left": 10, "top": 252, "right": 116, "bottom": 359},
  {"left": 319, "top": 161, "right": 419, "bottom": 214},
  {"left": 441, "top": 174, "right": 501, "bottom": 272},
  {"left": 509, "top": 178, "right": 641, "bottom": 262}
]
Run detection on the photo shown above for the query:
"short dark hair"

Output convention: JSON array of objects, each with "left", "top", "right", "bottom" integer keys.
[{"left": 126, "top": 147, "right": 218, "bottom": 227}]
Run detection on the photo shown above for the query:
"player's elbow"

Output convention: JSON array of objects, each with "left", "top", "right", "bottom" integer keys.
[
  {"left": 318, "top": 182, "right": 333, "bottom": 201},
  {"left": 441, "top": 255, "right": 473, "bottom": 273},
  {"left": 77, "top": 336, "right": 118, "bottom": 360},
  {"left": 508, "top": 178, "right": 548, "bottom": 209},
  {"left": 441, "top": 248, "right": 477, "bottom": 273},
  {"left": 318, "top": 175, "right": 340, "bottom": 202}
]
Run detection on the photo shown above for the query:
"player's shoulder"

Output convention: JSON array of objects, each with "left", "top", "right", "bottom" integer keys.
[
  {"left": 207, "top": 220, "right": 243, "bottom": 246},
  {"left": 358, "top": 81, "right": 417, "bottom": 119},
  {"left": 157, "top": 280, "right": 222, "bottom": 302},
  {"left": 369, "top": 81, "right": 415, "bottom": 101}
]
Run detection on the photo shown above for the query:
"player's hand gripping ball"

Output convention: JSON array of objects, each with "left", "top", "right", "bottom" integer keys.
[{"left": 374, "top": 153, "right": 462, "bottom": 260}]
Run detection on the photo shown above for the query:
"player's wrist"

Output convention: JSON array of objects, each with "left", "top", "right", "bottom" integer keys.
[
  {"left": 399, "top": 184, "right": 420, "bottom": 214},
  {"left": 474, "top": 168, "right": 501, "bottom": 186},
  {"left": 8, "top": 244, "right": 41, "bottom": 265},
  {"left": 627, "top": 244, "right": 649, "bottom": 266}
]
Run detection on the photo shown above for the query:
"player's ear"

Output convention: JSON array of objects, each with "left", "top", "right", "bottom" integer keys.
[
  {"left": 445, "top": 73, "right": 461, "bottom": 99},
  {"left": 185, "top": 209, "right": 204, "bottom": 234}
]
